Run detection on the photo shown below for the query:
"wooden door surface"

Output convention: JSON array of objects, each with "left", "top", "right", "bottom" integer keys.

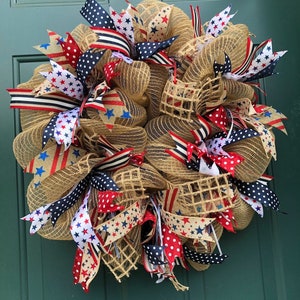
[{"left": 1, "top": 0, "right": 299, "bottom": 299}]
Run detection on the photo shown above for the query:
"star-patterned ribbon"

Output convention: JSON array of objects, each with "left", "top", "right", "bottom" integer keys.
[
  {"left": 240, "top": 194, "right": 264, "bottom": 217},
  {"left": 160, "top": 208, "right": 215, "bottom": 243},
  {"left": 206, "top": 5, "right": 236, "bottom": 37},
  {"left": 70, "top": 189, "right": 102, "bottom": 250},
  {"left": 24, "top": 144, "right": 86, "bottom": 187},
  {"left": 147, "top": 5, "right": 172, "bottom": 42},
  {"left": 109, "top": 7, "right": 135, "bottom": 45},
  {"left": 254, "top": 104, "right": 287, "bottom": 134},
  {"left": 226, "top": 39, "right": 287, "bottom": 82},
  {"left": 40, "top": 60, "right": 84, "bottom": 101},
  {"left": 97, "top": 200, "right": 146, "bottom": 247},
  {"left": 53, "top": 107, "right": 80, "bottom": 149},
  {"left": 34, "top": 30, "right": 69, "bottom": 66},
  {"left": 21, "top": 204, "right": 51, "bottom": 234}
]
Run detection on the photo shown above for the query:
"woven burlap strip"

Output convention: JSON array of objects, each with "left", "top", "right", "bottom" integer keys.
[
  {"left": 26, "top": 155, "right": 101, "bottom": 240},
  {"left": 184, "top": 221, "right": 223, "bottom": 271},
  {"left": 80, "top": 118, "right": 148, "bottom": 154},
  {"left": 13, "top": 118, "right": 53, "bottom": 168},
  {"left": 112, "top": 61, "right": 150, "bottom": 106},
  {"left": 145, "top": 64, "right": 169, "bottom": 120},
  {"left": 223, "top": 78, "right": 255, "bottom": 101},
  {"left": 70, "top": 23, "right": 98, "bottom": 53},
  {"left": 232, "top": 188, "right": 255, "bottom": 230},
  {"left": 160, "top": 76, "right": 226, "bottom": 120},
  {"left": 101, "top": 232, "right": 141, "bottom": 282},
  {"left": 224, "top": 136, "right": 272, "bottom": 182},
  {"left": 113, "top": 164, "right": 168, "bottom": 196},
  {"left": 166, "top": 174, "right": 234, "bottom": 216},
  {"left": 182, "top": 24, "right": 249, "bottom": 83}
]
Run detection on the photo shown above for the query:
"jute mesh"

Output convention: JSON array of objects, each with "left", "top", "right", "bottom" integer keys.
[
  {"left": 26, "top": 155, "right": 101, "bottom": 239},
  {"left": 80, "top": 118, "right": 148, "bottom": 154},
  {"left": 160, "top": 76, "right": 226, "bottom": 120},
  {"left": 145, "top": 114, "right": 200, "bottom": 145},
  {"left": 136, "top": 1, "right": 194, "bottom": 56},
  {"left": 114, "top": 88, "right": 148, "bottom": 127},
  {"left": 224, "top": 136, "right": 272, "bottom": 182},
  {"left": 112, "top": 61, "right": 150, "bottom": 105},
  {"left": 145, "top": 64, "right": 169, "bottom": 120},
  {"left": 223, "top": 78, "right": 255, "bottom": 101},
  {"left": 182, "top": 25, "right": 249, "bottom": 83},
  {"left": 145, "top": 143, "right": 201, "bottom": 180},
  {"left": 184, "top": 221, "right": 223, "bottom": 271},
  {"left": 102, "top": 233, "right": 140, "bottom": 282},
  {"left": 20, "top": 110, "right": 52, "bottom": 131},
  {"left": 165, "top": 174, "right": 234, "bottom": 216},
  {"left": 232, "top": 189, "right": 255, "bottom": 230},
  {"left": 13, "top": 119, "right": 51, "bottom": 168}
]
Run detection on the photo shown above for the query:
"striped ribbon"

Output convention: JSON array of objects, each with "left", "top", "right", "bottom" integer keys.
[
  {"left": 90, "top": 27, "right": 130, "bottom": 57},
  {"left": 190, "top": 5, "right": 202, "bottom": 37},
  {"left": 8, "top": 88, "right": 79, "bottom": 112},
  {"left": 96, "top": 148, "right": 133, "bottom": 171}
]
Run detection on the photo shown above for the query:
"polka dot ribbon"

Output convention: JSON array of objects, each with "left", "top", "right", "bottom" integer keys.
[
  {"left": 183, "top": 245, "right": 228, "bottom": 265},
  {"left": 231, "top": 177, "right": 280, "bottom": 211}
]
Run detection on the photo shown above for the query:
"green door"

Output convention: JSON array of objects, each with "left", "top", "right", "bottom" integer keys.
[{"left": 1, "top": 0, "right": 299, "bottom": 299}]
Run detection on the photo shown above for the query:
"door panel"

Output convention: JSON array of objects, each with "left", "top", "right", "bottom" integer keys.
[{"left": 1, "top": 0, "right": 299, "bottom": 299}]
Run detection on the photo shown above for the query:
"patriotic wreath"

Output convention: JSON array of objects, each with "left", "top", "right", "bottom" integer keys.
[{"left": 8, "top": 0, "right": 287, "bottom": 292}]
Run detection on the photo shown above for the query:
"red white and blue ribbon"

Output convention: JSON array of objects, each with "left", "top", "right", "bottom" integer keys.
[{"left": 206, "top": 5, "right": 236, "bottom": 37}]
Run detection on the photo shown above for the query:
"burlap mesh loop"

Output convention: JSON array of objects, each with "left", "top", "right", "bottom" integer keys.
[
  {"left": 112, "top": 61, "right": 150, "bottom": 106},
  {"left": 145, "top": 64, "right": 169, "bottom": 120},
  {"left": 176, "top": 36, "right": 215, "bottom": 79},
  {"left": 80, "top": 119, "right": 148, "bottom": 154},
  {"left": 232, "top": 190, "right": 255, "bottom": 230},
  {"left": 20, "top": 110, "right": 53, "bottom": 131},
  {"left": 13, "top": 119, "right": 52, "bottom": 168},
  {"left": 182, "top": 25, "right": 249, "bottom": 83},
  {"left": 223, "top": 78, "right": 255, "bottom": 101},
  {"left": 224, "top": 136, "right": 272, "bottom": 182},
  {"left": 165, "top": 174, "right": 234, "bottom": 216},
  {"left": 145, "top": 143, "right": 200, "bottom": 181},
  {"left": 114, "top": 88, "right": 148, "bottom": 127},
  {"left": 145, "top": 114, "right": 200, "bottom": 144}
]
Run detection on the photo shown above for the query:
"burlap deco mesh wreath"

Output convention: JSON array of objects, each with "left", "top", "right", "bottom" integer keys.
[{"left": 8, "top": 0, "right": 288, "bottom": 292}]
